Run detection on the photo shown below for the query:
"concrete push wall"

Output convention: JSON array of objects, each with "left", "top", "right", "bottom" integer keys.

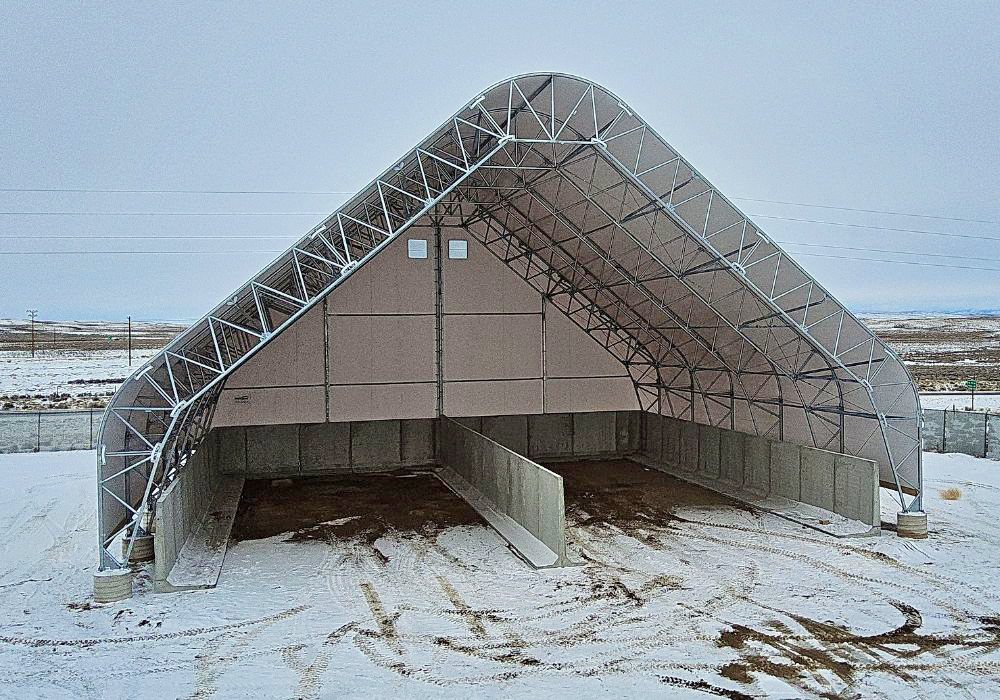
[
  {"left": 640, "top": 413, "right": 880, "bottom": 528},
  {"left": 152, "top": 442, "right": 221, "bottom": 584},
  {"left": 438, "top": 417, "right": 570, "bottom": 567}
]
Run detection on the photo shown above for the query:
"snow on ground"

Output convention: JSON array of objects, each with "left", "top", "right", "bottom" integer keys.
[
  {"left": 0, "top": 349, "right": 158, "bottom": 399},
  {"left": 1, "top": 452, "right": 999, "bottom": 698},
  {"left": 919, "top": 393, "right": 1000, "bottom": 411}
]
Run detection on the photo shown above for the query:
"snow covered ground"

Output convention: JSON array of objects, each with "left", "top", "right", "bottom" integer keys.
[
  {"left": 919, "top": 393, "right": 1000, "bottom": 411},
  {"left": 0, "top": 349, "right": 159, "bottom": 405},
  {"left": 0, "top": 451, "right": 998, "bottom": 698}
]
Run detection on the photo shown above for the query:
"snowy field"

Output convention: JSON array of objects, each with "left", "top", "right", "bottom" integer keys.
[
  {"left": 1, "top": 451, "right": 999, "bottom": 698},
  {"left": 919, "top": 393, "right": 1000, "bottom": 411}
]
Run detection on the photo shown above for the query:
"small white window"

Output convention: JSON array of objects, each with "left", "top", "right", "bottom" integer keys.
[
  {"left": 407, "top": 239, "right": 428, "bottom": 259},
  {"left": 448, "top": 239, "right": 468, "bottom": 259}
]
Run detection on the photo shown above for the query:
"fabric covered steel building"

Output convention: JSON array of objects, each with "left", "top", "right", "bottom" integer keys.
[{"left": 96, "top": 73, "right": 923, "bottom": 572}]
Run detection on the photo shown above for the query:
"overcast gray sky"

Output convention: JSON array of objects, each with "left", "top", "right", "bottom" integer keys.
[{"left": 2, "top": 1, "right": 998, "bottom": 321}]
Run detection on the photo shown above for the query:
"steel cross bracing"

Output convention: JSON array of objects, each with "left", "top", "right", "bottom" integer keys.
[{"left": 97, "top": 73, "right": 923, "bottom": 570}]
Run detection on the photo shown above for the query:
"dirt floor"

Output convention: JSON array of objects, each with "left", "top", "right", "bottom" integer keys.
[
  {"left": 231, "top": 469, "right": 484, "bottom": 560},
  {"left": 230, "top": 460, "right": 739, "bottom": 556},
  {"left": 546, "top": 459, "right": 743, "bottom": 530}
]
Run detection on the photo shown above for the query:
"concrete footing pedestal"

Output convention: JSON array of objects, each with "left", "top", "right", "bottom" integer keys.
[
  {"left": 123, "top": 534, "right": 154, "bottom": 565},
  {"left": 897, "top": 511, "right": 928, "bottom": 539},
  {"left": 93, "top": 569, "right": 133, "bottom": 603}
]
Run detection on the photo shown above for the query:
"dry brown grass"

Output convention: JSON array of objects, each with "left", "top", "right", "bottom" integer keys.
[{"left": 940, "top": 487, "right": 962, "bottom": 501}]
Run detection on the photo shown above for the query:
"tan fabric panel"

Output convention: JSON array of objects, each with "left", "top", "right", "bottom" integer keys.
[
  {"left": 543, "top": 301, "right": 629, "bottom": 379},
  {"left": 328, "top": 315, "right": 436, "bottom": 384},
  {"left": 329, "top": 383, "right": 436, "bottom": 422},
  {"left": 442, "top": 232, "right": 541, "bottom": 314},
  {"left": 543, "top": 377, "right": 639, "bottom": 413},
  {"left": 444, "top": 379, "right": 543, "bottom": 417},
  {"left": 212, "top": 386, "right": 326, "bottom": 427},
  {"left": 225, "top": 305, "right": 325, "bottom": 389},
  {"left": 327, "top": 235, "right": 435, "bottom": 315},
  {"left": 443, "top": 314, "right": 542, "bottom": 381}
]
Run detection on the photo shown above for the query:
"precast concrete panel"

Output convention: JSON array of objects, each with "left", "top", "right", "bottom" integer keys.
[
  {"left": 528, "top": 413, "right": 574, "bottom": 457},
  {"left": 834, "top": 454, "right": 880, "bottom": 526},
  {"left": 743, "top": 434, "right": 771, "bottom": 495},
  {"left": 246, "top": 424, "right": 300, "bottom": 476},
  {"left": 770, "top": 442, "right": 802, "bottom": 501},
  {"left": 698, "top": 424, "right": 722, "bottom": 480},
  {"left": 481, "top": 415, "right": 529, "bottom": 455},
  {"left": 678, "top": 420, "right": 699, "bottom": 473},
  {"left": 800, "top": 448, "right": 836, "bottom": 512},
  {"left": 300, "top": 422, "right": 350, "bottom": 472},
  {"left": 351, "top": 420, "right": 402, "bottom": 468},
  {"left": 572, "top": 412, "right": 616, "bottom": 455},
  {"left": 662, "top": 416, "right": 681, "bottom": 468},
  {"left": 401, "top": 419, "right": 435, "bottom": 464},
  {"left": 215, "top": 426, "right": 247, "bottom": 475},
  {"left": 720, "top": 429, "right": 745, "bottom": 485}
]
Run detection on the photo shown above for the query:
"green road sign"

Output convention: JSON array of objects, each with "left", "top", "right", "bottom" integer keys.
[{"left": 966, "top": 379, "right": 977, "bottom": 390}]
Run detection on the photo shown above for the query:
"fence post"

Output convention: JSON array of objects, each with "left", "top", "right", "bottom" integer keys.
[
  {"left": 36, "top": 412, "right": 41, "bottom": 452},
  {"left": 985, "top": 413, "right": 989, "bottom": 459},
  {"left": 942, "top": 409, "right": 947, "bottom": 453}
]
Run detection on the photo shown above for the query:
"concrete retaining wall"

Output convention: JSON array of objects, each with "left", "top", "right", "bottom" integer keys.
[
  {"left": 152, "top": 441, "right": 222, "bottom": 584},
  {"left": 640, "top": 413, "right": 880, "bottom": 527},
  {"left": 438, "top": 417, "right": 570, "bottom": 567},
  {"left": 461, "top": 411, "right": 640, "bottom": 461},
  {"left": 212, "top": 418, "right": 437, "bottom": 476}
]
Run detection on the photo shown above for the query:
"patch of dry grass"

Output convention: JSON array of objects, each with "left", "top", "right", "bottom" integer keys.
[{"left": 940, "top": 487, "right": 962, "bottom": 501}]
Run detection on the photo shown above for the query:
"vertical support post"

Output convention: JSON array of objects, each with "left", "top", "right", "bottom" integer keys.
[
  {"left": 36, "top": 411, "right": 41, "bottom": 452},
  {"left": 89, "top": 410, "right": 94, "bottom": 450},
  {"left": 323, "top": 297, "right": 330, "bottom": 422},
  {"left": 127, "top": 316, "right": 132, "bottom": 367},
  {"left": 434, "top": 218, "right": 444, "bottom": 417}
]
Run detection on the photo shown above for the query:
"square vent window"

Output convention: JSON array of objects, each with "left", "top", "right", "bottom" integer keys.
[
  {"left": 448, "top": 239, "right": 468, "bottom": 259},
  {"left": 407, "top": 239, "right": 428, "bottom": 259}
]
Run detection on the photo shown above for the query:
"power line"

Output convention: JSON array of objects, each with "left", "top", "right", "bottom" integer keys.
[
  {"left": 775, "top": 241, "right": 1000, "bottom": 264},
  {"left": 1, "top": 186, "right": 997, "bottom": 225},
  {"left": 5, "top": 234, "right": 295, "bottom": 240},
  {"left": 733, "top": 197, "right": 1000, "bottom": 226},
  {"left": 0, "top": 211, "right": 325, "bottom": 216},
  {"left": 0, "top": 250, "right": 283, "bottom": 255},
  {"left": 0, "top": 187, "right": 354, "bottom": 195},
  {"left": 748, "top": 214, "right": 1000, "bottom": 243},
  {"left": 791, "top": 252, "right": 1000, "bottom": 273}
]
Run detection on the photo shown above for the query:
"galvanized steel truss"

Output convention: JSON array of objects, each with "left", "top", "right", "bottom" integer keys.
[{"left": 97, "top": 73, "right": 922, "bottom": 570}]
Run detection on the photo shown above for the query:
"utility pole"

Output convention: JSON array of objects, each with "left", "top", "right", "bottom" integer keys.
[
  {"left": 26, "top": 309, "right": 38, "bottom": 358},
  {"left": 127, "top": 315, "right": 132, "bottom": 367}
]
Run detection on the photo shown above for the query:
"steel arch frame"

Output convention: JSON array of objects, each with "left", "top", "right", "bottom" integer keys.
[{"left": 97, "top": 73, "right": 922, "bottom": 571}]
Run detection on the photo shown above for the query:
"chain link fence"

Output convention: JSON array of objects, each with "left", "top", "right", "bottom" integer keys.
[
  {"left": 922, "top": 408, "right": 1000, "bottom": 460},
  {"left": 0, "top": 410, "right": 104, "bottom": 454}
]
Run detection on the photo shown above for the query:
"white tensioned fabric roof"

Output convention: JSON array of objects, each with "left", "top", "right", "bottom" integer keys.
[{"left": 96, "top": 73, "right": 922, "bottom": 569}]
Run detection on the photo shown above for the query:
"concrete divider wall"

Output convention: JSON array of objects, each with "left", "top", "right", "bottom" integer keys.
[
  {"left": 438, "top": 417, "right": 570, "bottom": 566},
  {"left": 153, "top": 437, "right": 222, "bottom": 583},
  {"left": 640, "top": 413, "right": 880, "bottom": 527}
]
